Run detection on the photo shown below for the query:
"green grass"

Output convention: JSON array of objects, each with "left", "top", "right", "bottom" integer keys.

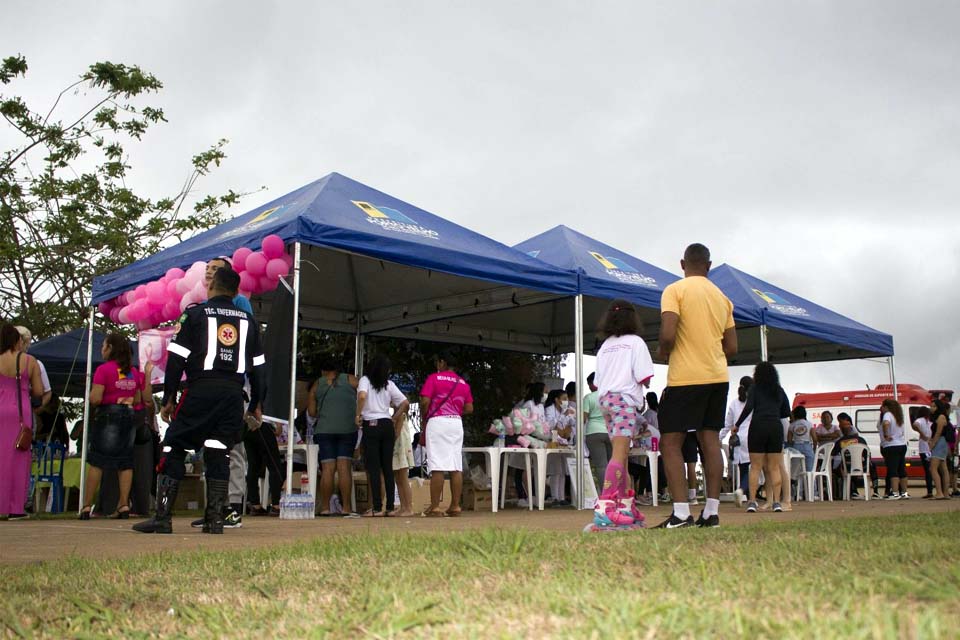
[{"left": 2, "top": 513, "right": 959, "bottom": 639}]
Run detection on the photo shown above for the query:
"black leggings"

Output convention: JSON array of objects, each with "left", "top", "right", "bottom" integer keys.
[
  {"left": 363, "top": 419, "right": 397, "bottom": 512},
  {"left": 244, "top": 427, "right": 283, "bottom": 507},
  {"left": 921, "top": 453, "right": 934, "bottom": 495},
  {"left": 881, "top": 445, "right": 907, "bottom": 493}
]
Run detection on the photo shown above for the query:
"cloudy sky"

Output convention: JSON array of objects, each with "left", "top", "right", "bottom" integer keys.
[{"left": 3, "top": 1, "right": 958, "bottom": 399}]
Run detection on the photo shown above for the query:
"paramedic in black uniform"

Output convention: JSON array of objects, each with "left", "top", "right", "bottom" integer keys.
[{"left": 134, "top": 267, "right": 265, "bottom": 534}]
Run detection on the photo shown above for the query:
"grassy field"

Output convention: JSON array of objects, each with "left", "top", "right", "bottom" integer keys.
[{"left": 2, "top": 512, "right": 958, "bottom": 639}]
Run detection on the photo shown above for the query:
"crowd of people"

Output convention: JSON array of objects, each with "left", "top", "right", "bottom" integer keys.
[{"left": 2, "top": 244, "right": 958, "bottom": 529}]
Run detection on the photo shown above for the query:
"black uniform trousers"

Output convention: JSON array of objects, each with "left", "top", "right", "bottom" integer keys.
[
  {"left": 244, "top": 425, "right": 283, "bottom": 508},
  {"left": 160, "top": 380, "right": 244, "bottom": 482}
]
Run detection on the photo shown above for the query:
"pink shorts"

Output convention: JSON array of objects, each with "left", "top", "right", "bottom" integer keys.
[{"left": 600, "top": 392, "right": 641, "bottom": 439}]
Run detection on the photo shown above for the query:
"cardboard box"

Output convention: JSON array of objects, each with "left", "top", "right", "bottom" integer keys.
[
  {"left": 352, "top": 471, "right": 370, "bottom": 512},
  {"left": 174, "top": 475, "right": 203, "bottom": 511},
  {"left": 462, "top": 485, "right": 493, "bottom": 511},
  {"left": 409, "top": 476, "right": 451, "bottom": 511}
]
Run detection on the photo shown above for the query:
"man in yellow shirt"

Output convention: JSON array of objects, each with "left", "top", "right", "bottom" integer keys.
[{"left": 655, "top": 244, "right": 738, "bottom": 529}]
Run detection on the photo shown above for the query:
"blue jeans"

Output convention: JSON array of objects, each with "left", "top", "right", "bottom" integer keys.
[{"left": 792, "top": 442, "right": 815, "bottom": 472}]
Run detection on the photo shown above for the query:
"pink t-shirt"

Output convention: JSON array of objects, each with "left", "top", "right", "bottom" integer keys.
[
  {"left": 93, "top": 361, "right": 140, "bottom": 406},
  {"left": 420, "top": 371, "right": 473, "bottom": 418},
  {"left": 132, "top": 368, "right": 146, "bottom": 410}
]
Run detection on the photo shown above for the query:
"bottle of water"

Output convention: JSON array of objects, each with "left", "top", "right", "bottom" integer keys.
[{"left": 497, "top": 434, "right": 505, "bottom": 449}]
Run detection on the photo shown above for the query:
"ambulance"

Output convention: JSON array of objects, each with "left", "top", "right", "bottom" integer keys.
[{"left": 792, "top": 384, "right": 952, "bottom": 481}]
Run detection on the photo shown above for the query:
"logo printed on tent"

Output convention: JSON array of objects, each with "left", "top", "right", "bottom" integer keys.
[
  {"left": 751, "top": 288, "right": 809, "bottom": 316},
  {"left": 526, "top": 250, "right": 541, "bottom": 258},
  {"left": 587, "top": 251, "right": 657, "bottom": 287},
  {"left": 352, "top": 201, "right": 439, "bottom": 240},
  {"left": 222, "top": 203, "right": 292, "bottom": 239}
]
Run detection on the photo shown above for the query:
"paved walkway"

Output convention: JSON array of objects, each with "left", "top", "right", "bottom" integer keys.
[{"left": 2, "top": 497, "right": 957, "bottom": 566}]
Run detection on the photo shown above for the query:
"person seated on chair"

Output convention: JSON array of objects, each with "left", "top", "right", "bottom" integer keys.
[
  {"left": 35, "top": 393, "right": 69, "bottom": 445},
  {"left": 831, "top": 413, "right": 871, "bottom": 499}
]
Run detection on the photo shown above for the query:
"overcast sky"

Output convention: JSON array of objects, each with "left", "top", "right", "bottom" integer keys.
[{"left": 3, "top": 1, "right": 958, "bottom": 399}]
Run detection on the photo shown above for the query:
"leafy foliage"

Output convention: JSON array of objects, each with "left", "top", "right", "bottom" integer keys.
[{"left": 0, "top": 54, "right": 251, "bottom": 338}]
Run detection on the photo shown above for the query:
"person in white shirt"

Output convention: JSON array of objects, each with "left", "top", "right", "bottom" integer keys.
[
  {"left": 911, "top": 406, "right": 934, "bottom": 498},
  {"left": 356, "top": 354, "right": 410, "bottom": 516},
  {"left": 544, "top": 388, "right": 575, "bottom": 504},
  {"left": 813, "top": 411, "right": 841, "bottom": 449},
  {"left": 591, "top": 299, "right": 655, "bottom": 529},
  {"left": 787, "top": 405, "right": 815, "bottom": 472},
  {"left": 720, "top": 376, "right": 752, "bottom": 506},
  {"left": 878, "top": 399, "right": 909, "bottom": 499}
]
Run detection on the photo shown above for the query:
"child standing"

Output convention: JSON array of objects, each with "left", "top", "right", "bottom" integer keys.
[{"left": 591, "top": 299, "right": 655, "bottom": 529}]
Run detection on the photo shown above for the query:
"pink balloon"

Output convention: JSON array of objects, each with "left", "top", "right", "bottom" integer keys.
[
  {"left": 262, "top": 235, "right": 285, "bottom": 260},
  {"left": 134, "top": 285, "right": 148, "bottom": 300},
  {"left": 166, "top": 267, "right": 185, "bottom": 280},
  {"left": 175, "top": 278, "right": 192, "bottom": 296},
  {"left": 163, "top": 301, "right": 179, "bottom": 319},
  {"left": 118, "top": 308, "right": 131, "bottom": 324},
  {"left": 109, "top": 308, "right": 121, "bottom": 323},
  {"left": 166, "top": 279, "right": 180, "bottom": 296},
  {"left": 232, "top": 247, "right": 253, "bottom": 272},
  {"left": 191, "top": 261, "right": 206, "bottom": 272},
  {"left": 179, "top": 297, "right": 192, "bottom": 312},
  {"left": 265, "top": 258, "right": 289, "bottom": 280},
  {"left": 239, "top": 271, "right": 257, "bottom": 293},
  {"left": 146, "top": 281, "right": 165, "bottom": 303},
  {"left": 245, "top": 251, "right": 268, "bottom": 277},
  {"left": 136, "top": 320, "right": 152, "bottom": 331},
  {"left": 238, "top": 289, "right": 252, "bottom": 299},
  {"left": 259, "top": 275, "right": 279, "bottom": 293},
  {"left": 281, "top": 252, "right": 294, "bottom": 269},
  {"left": 98, "top": 302, "right": 112, "bottom": 316}
]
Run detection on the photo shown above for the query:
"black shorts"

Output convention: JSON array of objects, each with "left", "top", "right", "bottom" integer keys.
[
  {"left": 747, "top": 419, "right": 784, "bottom": 454},
  {"left": 163, "top": 380, "right": 244, "bottom": 452},
  {"left": 658, "top": 382, "right": 729, "bottom": 434},
  {"left": 682, "top": 431, "right": 701, "bottom": 464}
]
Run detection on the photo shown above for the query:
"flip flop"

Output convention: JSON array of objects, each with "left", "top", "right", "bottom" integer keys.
[
  {"left": 421, "top": 508, "right": 446, "bottom": 518},
  {"left": 445, "top": 508, "right": 462, "bottom": 517}
]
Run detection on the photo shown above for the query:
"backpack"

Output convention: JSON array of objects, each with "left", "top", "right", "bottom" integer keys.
[{"left": 944, "top": 422, "right": 956, "bottom": 445}]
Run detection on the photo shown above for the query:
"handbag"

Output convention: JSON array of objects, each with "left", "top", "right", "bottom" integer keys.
[
  {"left": 419, "top": 378, "right": 460, "bottom": 447},
  {"left": 14, "top": 353, "right": 32, "bottom": 451}
]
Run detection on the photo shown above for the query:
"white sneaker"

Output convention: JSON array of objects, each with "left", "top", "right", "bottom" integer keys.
[
  {"left": 517, "top": 499, "right": 529, "bottom": 508},
  {"left": 900, "top": 492, "right": 911, "bottom": 500},
  {"left": 734, "top": 489, "right": 745, "bottom": 508},
  {"left": 885, "top": 493, "right": 900, "bottom": 501}
]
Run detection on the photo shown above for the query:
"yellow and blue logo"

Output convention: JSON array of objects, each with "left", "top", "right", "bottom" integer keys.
[
  {"left": 587, "top": 251, "right": 657, "bottom": 287},
  {"left": 752, "top": 288, "right": 809, "bottom": 316},
  {"left": 352, "top": 201, "right": 438, "bottom": 240},
  {"left": 752, "top": 289, "right": 789, "bottom": 305}
]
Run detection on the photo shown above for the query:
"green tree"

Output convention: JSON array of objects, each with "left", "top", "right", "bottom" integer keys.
[{"left": 0, "top": 54, "right": 251, "bottom": 338}]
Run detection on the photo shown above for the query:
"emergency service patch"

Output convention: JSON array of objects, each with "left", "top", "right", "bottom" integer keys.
[{"left": 218, "top": 323, "right": 238, "bottom": 346}]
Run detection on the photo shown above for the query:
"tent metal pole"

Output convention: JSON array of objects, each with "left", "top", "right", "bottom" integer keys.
[
  {"left": 285, "top": 242, "right": 302, "bottom": 505},
  {"left": 888, "top": 356, "right": 898, "bottom": 401},
  {"left": 574, "top": 294, "right": 585, "bottom": 510},
  {"left": 77, "top": 306, "right": 95, "bottom": 514},
  {"left": 354, "top": 317, "right": 365, "bottom": 377},
  {"left": 759, "top": 325, "right": 769, "bottom": 362}
]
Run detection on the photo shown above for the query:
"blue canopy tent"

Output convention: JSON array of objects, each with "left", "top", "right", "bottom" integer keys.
[
  {"left": 708, "top": 263, "right": 897, "bottom": 391},
  {"left": 83, "top": 172, "right": 579, "bottom": 509},
  {"left": 380, "top": 225, "right": 681, "bottom": 502}
]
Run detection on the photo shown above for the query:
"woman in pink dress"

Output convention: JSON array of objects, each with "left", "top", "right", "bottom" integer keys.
[{"left": 0, "top": 323, "right": 44, "bottom": 519}]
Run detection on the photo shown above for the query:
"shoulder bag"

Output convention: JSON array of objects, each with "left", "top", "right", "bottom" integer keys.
[{"left": 14, "top": 353, "right": 32, "bottom": 451}]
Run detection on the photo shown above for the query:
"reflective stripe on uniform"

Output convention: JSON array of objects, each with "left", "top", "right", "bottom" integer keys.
[
  {"left": 168, "top": 342, "right": 190, "bottom": 358},
  {"left": 203, "top": 439, "right": 228, "bottom": 449},
  {"left": 252, "top": 354, "right": 266, "bottom": 367},
  {"left": 237, "top": 319, "right": 249, "bottom": 375},
  {"left": 203, "top": 317, "right": 218, "bottom": 371}
]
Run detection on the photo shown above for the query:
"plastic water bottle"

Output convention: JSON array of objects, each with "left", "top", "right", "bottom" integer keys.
[{"left": 497, "top": 434, "right": 505, "bottom": 449}]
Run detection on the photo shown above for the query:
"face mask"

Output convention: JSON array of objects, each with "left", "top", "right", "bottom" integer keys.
[{"left": 560, "top": 401, "right": 570, "bottom": 411}]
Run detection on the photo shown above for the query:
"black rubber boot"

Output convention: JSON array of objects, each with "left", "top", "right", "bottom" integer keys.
[
  {"left": 202, "top": 478, "right": 229, "bottom": 534},
  {"left": 133, "top": 474, "right": 179, "bottom": 534}
]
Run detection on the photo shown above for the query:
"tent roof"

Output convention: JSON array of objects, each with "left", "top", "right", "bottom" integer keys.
[
  {"left": 513, "top": 225, "right": 680, "bottom": 310},
  {"left": 709, "top": 263, "right": 894, "bottom": 364},
  {"left": 92, "top": 172, "right": 578, "bottom": 305}
]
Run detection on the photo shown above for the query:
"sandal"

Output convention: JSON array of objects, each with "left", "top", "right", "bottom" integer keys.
[
  {"left": 78, "top": 507, "right": 92, "bottom": 521},
  {"left": 420, "top": 508, "right": 446, "bottom": 518},
  {"left": 445, "top": 508, "right": 462, "bottom": 517},
  {"left": 362, "top": 509, "right": 385, "bottom": 517},
  {"left": 110, "top": 507, "right": 130, "bottom": 520}
]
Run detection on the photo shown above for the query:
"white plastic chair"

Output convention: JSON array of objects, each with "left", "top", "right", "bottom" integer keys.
[
  {"left": 806, "top": 444, "right": 834, "bottom": 502},
  {"left": 841, "top": 444, "right": 871, "bottom": 501},
  {"left": 783, "top": 449, "right": 806, "bottom": 501}
]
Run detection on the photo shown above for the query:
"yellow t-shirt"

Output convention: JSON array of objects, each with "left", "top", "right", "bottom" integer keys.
[{"left": 660, "top": 276, "right": 735, "bottom": 387}]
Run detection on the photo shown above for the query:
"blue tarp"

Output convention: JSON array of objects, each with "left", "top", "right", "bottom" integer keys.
[
  {"left": 513, "top": 225, "right": 680, "bottom": 309},
  {"left": 92, "top": 172, "right": 578, "bottom": 304},
  {"left": 709, "top": 263, "right": 894, "bottom": 360}
]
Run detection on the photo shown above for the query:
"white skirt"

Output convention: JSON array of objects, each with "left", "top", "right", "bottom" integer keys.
[{"left": 425, "top": 416, "right": 463, "bottom": 473}]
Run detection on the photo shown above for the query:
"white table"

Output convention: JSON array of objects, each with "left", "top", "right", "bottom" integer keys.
[
  {"left": 462, "top": 446, "right": 502, "bottom": 513},
  {"left": 532, "top": 447, "right": 576, "bottom": 510},
  {"left": 629, "top": 448, "right": 660, "bottom": 506}
]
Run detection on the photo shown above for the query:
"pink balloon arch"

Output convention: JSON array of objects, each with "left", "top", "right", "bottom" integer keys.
[{"left": 98, "top": 234, "right": 292, "bottom": 329}]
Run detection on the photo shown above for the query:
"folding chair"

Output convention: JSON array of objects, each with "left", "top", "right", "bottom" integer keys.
[
  {"left": 841, "top": 444, "right": 871, "bottom": 501},
  {"left": 806, "top": 443, "right": 834, "bottom": 502}
]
